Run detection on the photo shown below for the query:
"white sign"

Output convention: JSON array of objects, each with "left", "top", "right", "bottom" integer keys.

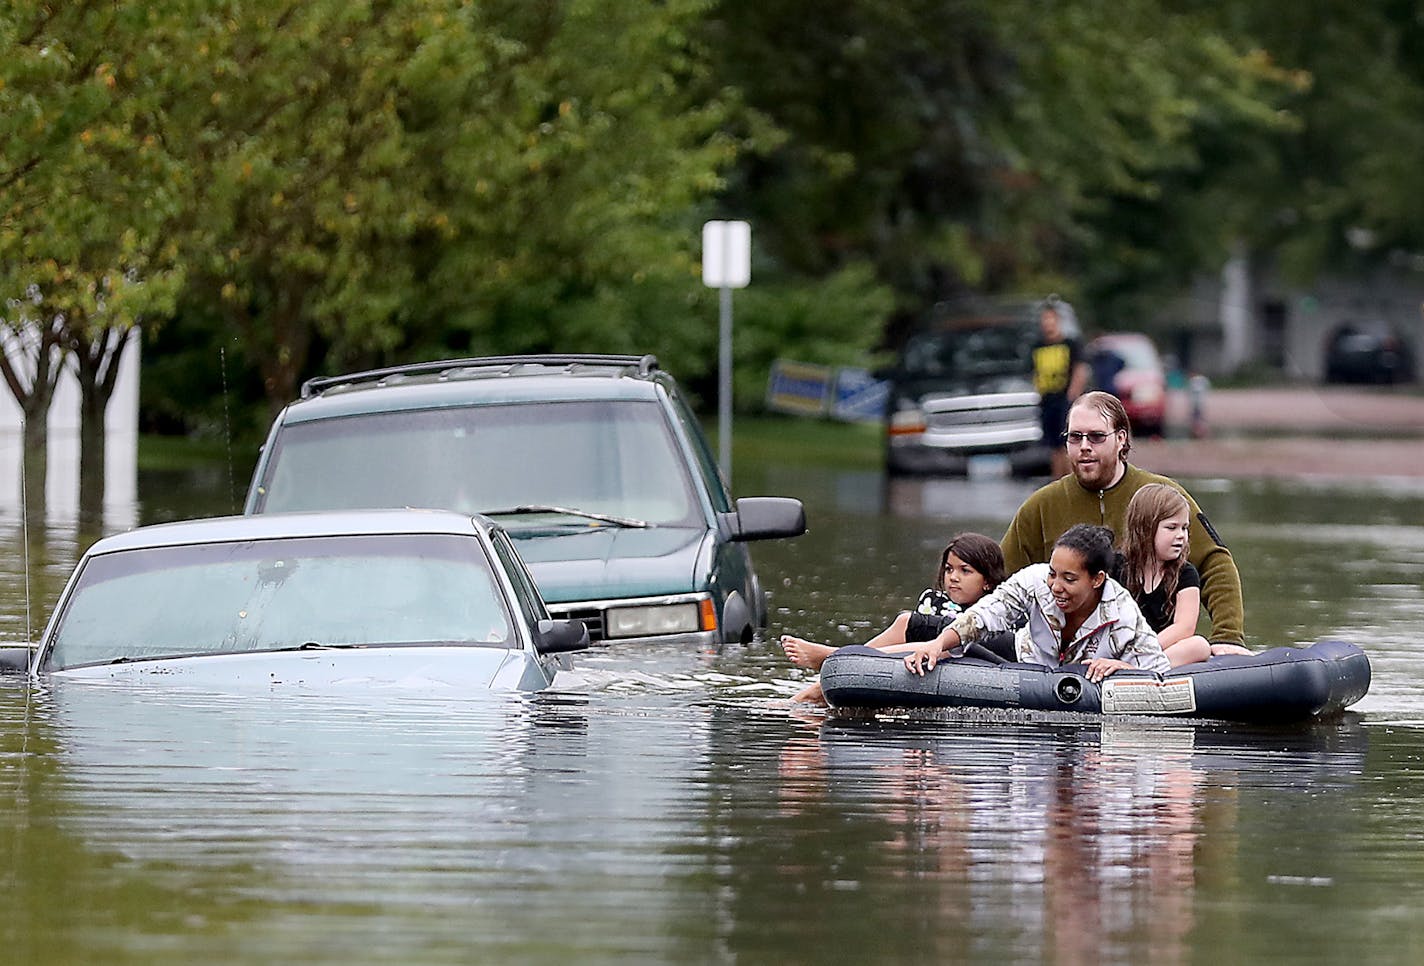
[{"left": 701, "top": 220, "right": 750, "bottom": 289}]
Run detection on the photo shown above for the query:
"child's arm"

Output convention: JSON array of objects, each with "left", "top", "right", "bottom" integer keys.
[
  {"left": 1157, "top": 586, "right": 1202, "bottom": 649},
  {"left": 904, "top": 628, "right": 962, "bottom": 675},
  {"left": 904, "top": 568, "right": 1041, "bottom": 674},
  {"left": 864, "top": 612, "right": 912, "bottom": 649}
]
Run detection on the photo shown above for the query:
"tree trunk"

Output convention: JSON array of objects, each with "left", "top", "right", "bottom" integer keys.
[
  {"left": 228, "top": 286, "right": 312, "bottom": 419},
  {"left": 72, "top": 326, "right": 127, "bottom": 533},
  {"left": 76, "top": 365, "right": 108, "bottom": 534},
  {"left": 20, "top": 401, "right": 48, "bottom": 529},
  {"left": 0, "top": 319, "right": 67, "bottom": 528}
]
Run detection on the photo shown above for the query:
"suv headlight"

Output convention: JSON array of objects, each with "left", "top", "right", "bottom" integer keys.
[
  {"left": 889, "top": 405, "right": 926, "bottom": 436},
  {"left": 605, "top": 602, "right": 704, "bottom": 638}
]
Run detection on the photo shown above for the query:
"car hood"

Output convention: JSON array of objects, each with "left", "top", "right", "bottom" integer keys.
[{"left": 509, "top": 526, "right": 706, "bottom": 603}]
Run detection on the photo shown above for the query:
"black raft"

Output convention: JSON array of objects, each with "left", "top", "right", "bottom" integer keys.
[{"left": 818, "top": 639, "right": 1371, "bottom": 723}]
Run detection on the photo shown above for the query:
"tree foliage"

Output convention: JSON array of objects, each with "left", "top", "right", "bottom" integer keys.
[
  {"left": 167, "top": 0, "right": 737, "bottom": 412},
  {"left": 704, "top": 0, "right": 1301, "bottom": 331},
  {"left": 5, "top": 0, "right": 1424, "bottom": 442},
  {"left": 0, "top": 2, "right": 192, "bottom": 514}
]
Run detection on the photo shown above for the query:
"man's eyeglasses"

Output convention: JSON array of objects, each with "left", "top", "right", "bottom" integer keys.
[{"left": 1062, "top": 430, "right": 1115, "bottom": 445}]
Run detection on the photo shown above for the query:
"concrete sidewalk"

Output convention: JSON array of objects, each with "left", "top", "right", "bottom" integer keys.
[
  {"left": 1202, "top": 386, "right": 1424, "bottom": 436},
  {"left": 1132, "top": 385, "right": 1424, "bottom": 482}
]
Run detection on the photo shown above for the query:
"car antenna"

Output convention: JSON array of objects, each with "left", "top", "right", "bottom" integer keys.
[
  {"left": 20, "top": 414, "right": 33, "bottom": 675},
  {"left": 19, "top": 413, "right": 33, "bottom": 689},
  {"left": 220, "top": 344, "right": 237, "bottom": 514}
]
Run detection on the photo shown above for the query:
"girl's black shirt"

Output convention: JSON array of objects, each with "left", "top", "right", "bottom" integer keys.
[{"left": 1132, "top": 561, "right": 1201, "bottom": 633}]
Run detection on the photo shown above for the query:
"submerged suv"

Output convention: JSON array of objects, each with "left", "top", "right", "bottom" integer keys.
[
  {"left": 244, "top": 354, "right": 806, "bottom": 646},
  {"left": 884, "top": 299, "right": 1048, "bottom": 476}
]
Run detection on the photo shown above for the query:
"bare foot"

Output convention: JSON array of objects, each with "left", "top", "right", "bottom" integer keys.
[
  {"left": 1209, "top": 643, "right": 1253, "bottom": 657},
  {"left": 791, "top": 679, "right": 828, "bottom": 706},
  {"left": 781, "top": 635, "right": 837, "bottom": 671}
]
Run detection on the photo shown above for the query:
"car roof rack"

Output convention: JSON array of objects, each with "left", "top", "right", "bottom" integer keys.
[{"left": 299, "top": 354, "right": 660, "bottom": 399}]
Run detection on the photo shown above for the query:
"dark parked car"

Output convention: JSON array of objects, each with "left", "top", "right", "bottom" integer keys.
[
  {"left": 1324, "top": 322, "right": 1415, "bottom": 384},
  {"left": 884, "top": 299, "right": 1048, "bottom": 476},
  {"left": 244, "top": 355, "right": 806, "bottom": 646},
  {"left": 1085, "top": 333, "right": 1167, "bottom": 435}
]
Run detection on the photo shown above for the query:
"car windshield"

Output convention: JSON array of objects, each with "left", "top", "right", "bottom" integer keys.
[
  {"left": 45, "top": 534, "right": 514, "bottom": 670},
  {"left": 899, "top": 324, "right": 1033, "bottom": 378},
  {"left": 253, "top": 400, "right": 701, "bottom": 527}
]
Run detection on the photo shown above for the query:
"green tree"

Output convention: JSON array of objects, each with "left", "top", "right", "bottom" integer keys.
[
  {"left": 398, "top": 0, "right": 737, "bottom": 372},
  {"left": 1218, "top": 1, "right": 1424, "bottom": 277},
  {"left": 0, "top": 2, "right": 189, "bottom": 522},
  {"left": 704, "top": 0, "right": 1295, "bottom": 334},
  {"left": 164, "top": 0, "right": 735, "bottom": 414}
]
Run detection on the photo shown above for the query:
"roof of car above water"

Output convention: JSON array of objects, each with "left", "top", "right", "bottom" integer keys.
[
  {"left": 85, "top": 509, "right": 494, "bottom": 555},
  {"left": 279, "top": 354, "right": 670, "bottom": 424}
]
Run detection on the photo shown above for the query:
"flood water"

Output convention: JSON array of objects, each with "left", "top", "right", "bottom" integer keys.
[{"left": 2, "top": 451, "right": 1423, "bottom": 963}]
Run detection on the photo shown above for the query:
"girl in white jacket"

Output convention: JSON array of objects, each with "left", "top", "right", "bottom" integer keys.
[{"left": 904, "top": 524, "right": 1169, "bottom": 682}]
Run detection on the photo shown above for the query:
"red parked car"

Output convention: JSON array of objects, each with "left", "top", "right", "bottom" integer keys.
[{"left": 1085, "top": 333, "right": 1167, "bottom": 435}]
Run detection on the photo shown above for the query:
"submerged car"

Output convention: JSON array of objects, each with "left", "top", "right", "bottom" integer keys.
[
  {"left": 1085, "top": 332, "right": 1167, "bottom": 435},
  {"left": 884, "top": 299, "right": 1048, "bottom": 476},
  {"left": 243, "top": 354, "right": 806, "bottom": 646},
  {"left": 21, "top": 510, "right": 589, "bottom": 689}
]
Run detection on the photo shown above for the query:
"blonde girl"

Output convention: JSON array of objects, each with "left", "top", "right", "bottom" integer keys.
[{"left": 1117, "top": 483, "right": 1213, "bottom": 667}]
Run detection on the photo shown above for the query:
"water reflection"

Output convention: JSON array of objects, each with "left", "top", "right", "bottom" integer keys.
[
  {"left": 766, "top": 713, "right": 1370, "bottom": 963},
  {"left": 1, "top": 678, "right": 739, "bottom": 961}
]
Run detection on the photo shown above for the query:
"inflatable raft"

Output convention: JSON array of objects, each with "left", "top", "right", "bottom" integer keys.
[{"left": 819, "top": 639, "right": 1371, "bottom": 723}]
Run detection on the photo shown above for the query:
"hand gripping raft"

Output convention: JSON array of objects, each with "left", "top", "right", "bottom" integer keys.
[{"left": 818, "top": 639, "right": 1371, "bottom": 724}]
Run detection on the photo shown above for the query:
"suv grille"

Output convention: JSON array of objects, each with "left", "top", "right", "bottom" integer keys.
[
  {"left": 924, "top": 396, "right": 1039, "bottom": 431},
  {"left": 550, "top": 606, "right": 606, "bottom": 643}
]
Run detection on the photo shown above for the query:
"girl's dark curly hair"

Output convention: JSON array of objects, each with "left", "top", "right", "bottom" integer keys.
[{"left": 1053, "top": 523, "right": 1116, "bottom": 577}]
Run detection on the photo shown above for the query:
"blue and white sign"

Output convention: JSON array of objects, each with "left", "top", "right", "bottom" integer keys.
[{"left": 831, "top": 367, "right": 889, "bottom": 423}]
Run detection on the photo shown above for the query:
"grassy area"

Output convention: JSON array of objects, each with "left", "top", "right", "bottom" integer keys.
[
  {"left": 138, "top": 434, "right": 260, "bottom": 472},
  {"left": 722, "top": 415, "right": 884, "bottom": 471}
]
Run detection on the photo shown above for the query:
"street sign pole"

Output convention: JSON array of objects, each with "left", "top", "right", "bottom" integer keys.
[
  {"left": 701, "top": 220, "right": 750, "bottom": 484},
  {"left": 718, "top": 284, "right": 733, "bottom": 482}
]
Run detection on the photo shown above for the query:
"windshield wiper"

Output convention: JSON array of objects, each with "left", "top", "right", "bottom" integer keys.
[{"left": 482, "top": 504, "right": 651, "bottom": 528}]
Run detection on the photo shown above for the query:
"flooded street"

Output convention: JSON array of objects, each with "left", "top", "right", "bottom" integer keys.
[{"left": 2, "top": 453, "right": 1423, "bottom": 963}]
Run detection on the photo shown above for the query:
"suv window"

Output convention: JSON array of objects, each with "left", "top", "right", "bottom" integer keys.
[{"left": 253, "top": 399, "right": 701, "bottom": 527}]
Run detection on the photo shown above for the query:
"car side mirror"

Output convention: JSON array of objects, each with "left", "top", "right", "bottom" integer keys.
[
  {"left": 534, "top": 618, "right": 590, "bottom": 655},
  {"left": 0, "top": 646, "right": 34, "bottom": 674},
  {"left": 724, "top": 497, "right": 807, "bottom": 542}
]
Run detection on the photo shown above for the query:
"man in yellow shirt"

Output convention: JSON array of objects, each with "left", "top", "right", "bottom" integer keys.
[{"left": 1032, "top": 296, "right": 1090, "bottom": 479}]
